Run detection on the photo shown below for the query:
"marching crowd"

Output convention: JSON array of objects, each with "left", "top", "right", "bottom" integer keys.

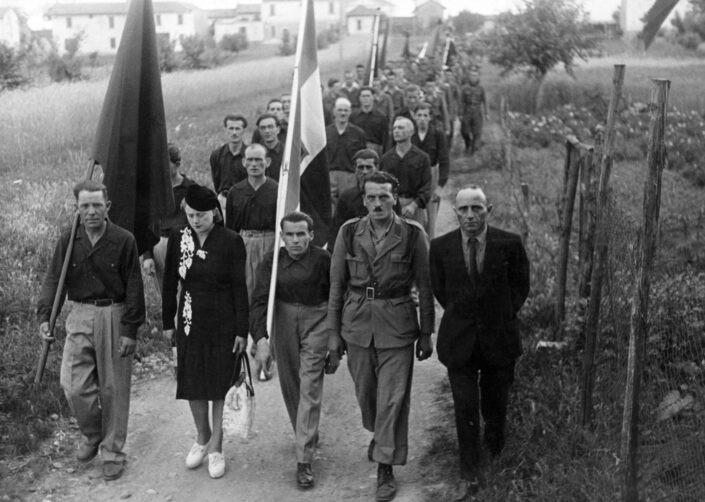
[{"left": 37, "top": 57, "right": 530, "bottom": 502}]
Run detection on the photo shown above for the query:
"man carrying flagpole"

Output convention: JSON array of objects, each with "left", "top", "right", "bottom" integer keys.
[{"left": 262, "top": 0, "right": 332, "bottom": 487}]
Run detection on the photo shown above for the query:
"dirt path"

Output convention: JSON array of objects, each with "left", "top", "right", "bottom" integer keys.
[{"left": 18, "top": 204, "right": 460, "bottom": 502}]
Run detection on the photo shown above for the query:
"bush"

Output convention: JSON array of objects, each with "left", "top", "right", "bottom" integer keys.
[
  {"left": 676, "top": 31, "right": 703, "bottom": 50},
  {"left": 279, "top": 29, "right": 296, "bottom": 56},
  {"left": 316, "top": 31, "right": 329, "bottom": 50},
  {"left": 219, "top": 33, "right": 248, "bottom": 53},
  {"left": 0, "top": 41, "right": 29, "bottom": 91},
  {"left": 179, "top": 34, "right": 208, "bottom": 69},
  {"left": 156, "top": 35, "right": 179, "bottom": 73},
  {"left": 46, "top": 51, "right": 83, "bottom": 83}
]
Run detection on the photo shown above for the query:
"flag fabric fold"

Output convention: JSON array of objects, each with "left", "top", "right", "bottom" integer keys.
[
  {"left": 92, "top": 0, "right": 173, "bottom": 254},
  {"left": 277, "top": 0, "right": 331, "bottom": 247},
  {"left": 376, "top": 16, "right": 390, "bottom": 75}
]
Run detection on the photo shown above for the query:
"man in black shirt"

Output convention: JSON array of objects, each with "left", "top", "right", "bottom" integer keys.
[
  {"left": 413, "top": 102, "right": 450, "bottom": 238},
  {"left": 210, "top": 114, "right": 248, "bottom": 204},
  {"left": 37, "top": 180, "right": 145, "bottom": 481},
  {"left": 255, "top": 113, "right": 284, "bottom": 181},
  {"left": 351, "top": 86, "right": 389, "bottom": 156},
  {"left": 250, "top": 211, "right": 331, "bottom": 489}
]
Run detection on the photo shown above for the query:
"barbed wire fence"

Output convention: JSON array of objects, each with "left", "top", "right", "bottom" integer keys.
[{"left": 503, "top": 65, "right": 705, "bottom": 500}]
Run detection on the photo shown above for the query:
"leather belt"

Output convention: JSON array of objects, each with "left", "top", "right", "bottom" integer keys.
[
  {"left": 349, "top": 285, "right": 410, "bottom": 300},
  {"left": 79, "top": 298, "right": 122, "bottom": 307}
]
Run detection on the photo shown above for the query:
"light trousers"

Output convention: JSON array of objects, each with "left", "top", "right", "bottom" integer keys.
[
  {"left": 60, "top": 303, "right": 133, "bottom": 463},
  {"left": 273, "top": 300, "right": 328, "bottom": 463}
]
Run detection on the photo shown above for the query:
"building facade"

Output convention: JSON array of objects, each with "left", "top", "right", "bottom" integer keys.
[
  {"left": 413, "top": 0, "right": 445, "bottom": 30},
  {"left": 0, "top": 7, "right": 23, "bottom": 48},
  {"left": 261, "top": 0, "right": 341, "bottom": 41},
  {"left": 45, "top": 2, "right": 209, "bottom": 55},
  {"left": 210, "top": 4, "right": 264, "bottom": 43}
]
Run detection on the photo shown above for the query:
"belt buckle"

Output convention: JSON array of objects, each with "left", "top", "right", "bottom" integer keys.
[{"left": 365, "top": 287, "right": 375, "bottom": 300}]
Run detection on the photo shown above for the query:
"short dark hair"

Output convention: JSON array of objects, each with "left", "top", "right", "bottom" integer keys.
[
  {"left": 356, "top": 64, "right": 365, "bottom": 70},
  {"left": 73, "top": 180, "right": 108, "bottom": 200},
  {"left": 223, "top": 114, "right": 247, "bottom": 128},
  {"left": 352, "top": 148, "right": 379, "bottom": 164},
  {"left": 267, "top": 98, "right": 283, "bottom": 109},
  {"left": 415, "top": 101, "right": 433, "bottom": 113},
  {"left": 359, "top": 85, "right": 374, "bottom": 95},
  {"left": 405, "top": 84, "right": 420, "bottom": 95},
  {"left": 257, "top": 113, "right": 280, "bottom": 128},
  {"left": 362, "top": 171, "right": 399, "bottom": 196},
  {"left": 167, "top": 142, "right": 181, "bottom": 164},
  {"left": 281, "top": 211, "right": 314, "bottom": 231},
  {"left": 327, "top": 77, "right": 339, "bottom": 88}
]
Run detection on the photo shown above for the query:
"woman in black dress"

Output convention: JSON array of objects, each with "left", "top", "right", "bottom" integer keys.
[{"left": 162, "top": 184, "right": 248, "bottom": 479}]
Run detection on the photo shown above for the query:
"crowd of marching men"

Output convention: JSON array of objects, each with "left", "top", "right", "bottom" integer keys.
[{"left": 37, "top": 51, "right": 529, "bottom": 502}]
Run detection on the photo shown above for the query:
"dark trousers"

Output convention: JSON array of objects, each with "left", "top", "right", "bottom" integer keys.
[
  {"left": 447, "top": 352, "right": 514, "bottom": 479},
  {"left": 460, "top": 110, "right": 483, "bottom": 153}
]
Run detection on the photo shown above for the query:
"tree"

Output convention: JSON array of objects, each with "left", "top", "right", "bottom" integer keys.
[
  {"left": 452, "top": 10, "right": 485, "bottom": 35},
  {"left": 0, "top": 41, "right": 28, "bottom": 91},
  {"left": 482, "top": 0, "right": 593, "bottom": 111}
]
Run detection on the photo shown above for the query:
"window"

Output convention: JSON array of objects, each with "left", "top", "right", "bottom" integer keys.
[
  {"left": 329, "top": 2, "right": 334, "bottom": 14},
  {"left": 269, "top": 4, "right": 275, "bottom": 16},
  {"left": 109, "top": 16, "right": 114, "bottom": 29},
  {"left": 66, "top": 17, "right": 72, "bottom": 28},
  {"left": 239, "top": 27, "right": 247, "bottom": 36},
  {"left": 156, "top": 14, "right": 161, "bottom": 26},
  {"left": 178, "top": 14, "right": 183, "bottom": 25},
  {"left": 110, "top": 37, "right": 116, "bottom": 49},
  {"left": 357, "top": 19, "right": 361, "bottom": 31}
]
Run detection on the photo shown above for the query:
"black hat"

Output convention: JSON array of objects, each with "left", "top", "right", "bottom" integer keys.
[{"left": 185, "top": 184, "right": 218, "bottom": 212}]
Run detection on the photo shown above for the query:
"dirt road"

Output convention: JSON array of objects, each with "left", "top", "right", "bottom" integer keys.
[{"left": 19, "top": 203, "right": 460, "bottom": 502}]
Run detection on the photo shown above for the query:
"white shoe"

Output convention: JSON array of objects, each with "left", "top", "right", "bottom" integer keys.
[
  {"left": 185, "top": 442, "right": 208, "bottom": 469},
  {"left": 208, "top": 452, "right": 225, "bottom": 479}
]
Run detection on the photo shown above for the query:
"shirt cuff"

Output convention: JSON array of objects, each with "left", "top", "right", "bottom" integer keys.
[{"left": 121, "top": 323, "right": 138, "bottom": 340}]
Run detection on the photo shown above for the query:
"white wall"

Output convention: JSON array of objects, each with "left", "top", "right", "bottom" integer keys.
[
  {"left": 347, "top": 16, "right": 375, "bottom": 35},
  {"left": 262, "top": 0, "right": 341, "bottom": 41},
  {"left": 214, "top": 18, "right": 264, "bottom": 43},
  {"left": 0, "top": 9, "right": 21, "bottom": 48}
]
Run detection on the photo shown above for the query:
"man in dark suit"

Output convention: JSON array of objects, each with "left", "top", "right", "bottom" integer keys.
[{"left": 429, "top": 185, "right": 529, "bottom": 499}]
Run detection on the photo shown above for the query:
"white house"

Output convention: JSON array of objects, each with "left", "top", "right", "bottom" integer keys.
[
  {"left": 346, "top": 5, "right": 381, "bottom": 35},
  {"left": 45, "top": 2, "right": 209, "bottom": 55},
  {"left": 261, "top": 0, "right": 342, "bottom": 42},
  {"left": 209, "top": 4, "right": 264, "bottom": 43},
  {"left": 0, "top": 6, "right": 23, "bottom": 48}
]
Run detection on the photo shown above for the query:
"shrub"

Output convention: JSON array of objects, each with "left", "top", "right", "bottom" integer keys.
[
  {"left": 0, "top": 41, "right": 29, "bottom": 91},
  {"left": 676, "top": 31, "right": 703, "bottom": 50},
  {"left": 279, "top": 29, "right": 296, "bottom": 56},
  {"left": 157, "top": 35, "right": 180, "bottom": 72},
  {"left": 46, "top": 51, "right": 83, "bottom": 83},
  {"left": 316, "top": 31, "right": 329, "bottom": 50},
  {"left": 179, "top": 34, "right": 208, "bottom": 69},
  {"left": 219, "top": 33, "right": 248, "bottom": 53}
]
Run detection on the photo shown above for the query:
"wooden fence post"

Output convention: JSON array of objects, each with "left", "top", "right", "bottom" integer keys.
[
  {"left": 580, "top": 64, "right": 625, "bottom": 427},
  {"left": 554, "top": 136, "right": 583, "bottom": 339},
  {"left": 578, "top": 141, "right": 599, "bottom": 299},
  {"left": 620, "top": 78, "right": 670, "bottom": 502}
]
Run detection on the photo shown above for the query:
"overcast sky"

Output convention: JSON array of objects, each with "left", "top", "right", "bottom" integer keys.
[{"left": 7, "top": 0, "right": 627, "bottom": 29}]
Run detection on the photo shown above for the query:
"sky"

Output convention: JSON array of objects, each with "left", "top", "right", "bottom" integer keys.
[{"left": 3, "top": 0, "right": 636, "bottom": 30}]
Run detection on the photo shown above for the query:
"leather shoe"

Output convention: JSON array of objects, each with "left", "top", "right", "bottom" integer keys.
[
  {"left": 368, "top": 439, "right": 375, "bottom": 462},
  {"left": 376, "top": 463, "right": 396, "bottom": 501},
  {"left": 76, "top": 442, "right": 99, "bottom": 462},
  {"left": 296, "top": 462, "right": 314, "bottom": 489},
  {"left": 103, "top": 460, "right": 125, "bottom": 481}
]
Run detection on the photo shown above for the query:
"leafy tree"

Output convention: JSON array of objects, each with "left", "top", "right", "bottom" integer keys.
[
  {"left": 482, "top": 0, "right": 593, "bottom": 111},
  {"left": 452, "top": 10, "right": 485, "bottom": 34},
  {"left": 0, "top": 41, "right": 28, "bottom": 91},
  {"left": 219, "top": 33, "right": 248, "bottom": 53},
  {"left": 157, "top": 34, "right": 179, "bottom": 72}
]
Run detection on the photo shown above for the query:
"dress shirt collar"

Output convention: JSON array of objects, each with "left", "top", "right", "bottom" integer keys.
[
  {"left": 280, "top": 246, "right": 313, "bottom": 269},
  {"left": 460, "top": 224, "right": 487, "bottom": 247}
]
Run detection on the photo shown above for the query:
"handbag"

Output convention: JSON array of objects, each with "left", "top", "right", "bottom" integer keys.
[{"left": 223, "top": 352, "right": 255, "bottom": 441}]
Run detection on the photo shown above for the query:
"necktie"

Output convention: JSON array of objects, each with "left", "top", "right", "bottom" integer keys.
[{"left": 467, "top": 237, "right": 479, "bottom": 286}]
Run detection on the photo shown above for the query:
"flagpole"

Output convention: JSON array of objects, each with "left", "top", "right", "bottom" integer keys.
[
  {"left": 417, "top": 41, "right": 428, "bottom": 61},
  {"left": 442, "top": 37, "right": 450, "bottom": 68},
  {"left": 266, "top": 0, "right": 307, "bottom": 336},
  {"left": 367, "top": 12, "right": 381, "bottom": 86},
  {"left": 35, "top": 159, "right": 97, "bottom": 385}
]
